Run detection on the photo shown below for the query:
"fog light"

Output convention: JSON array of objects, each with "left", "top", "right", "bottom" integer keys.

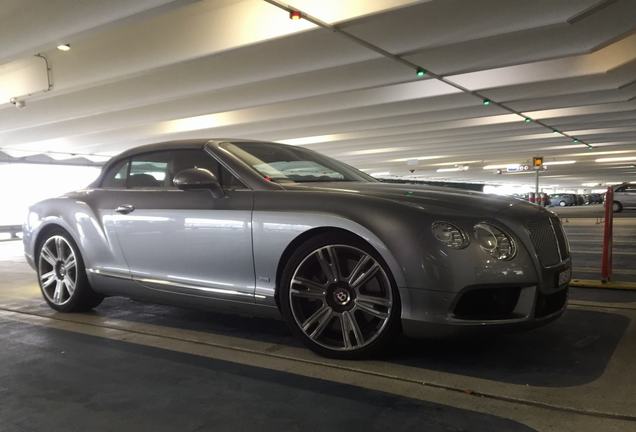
[
  {"left": 474, "top": 223, "right": 516, "bottom": 260},
  {"left": 431, "top": 222, "right": 469, "bottom": 249}
]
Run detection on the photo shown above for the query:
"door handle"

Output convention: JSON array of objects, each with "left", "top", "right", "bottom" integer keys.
[{"left": 115, "top": 204, "right": 135, "bottom": 214}]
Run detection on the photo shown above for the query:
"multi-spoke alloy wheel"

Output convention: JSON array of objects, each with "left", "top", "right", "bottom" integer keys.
[
  {"left": 36, "top": 230, "right": 103, "bottom": 312},
  {"left": 283, "top": 239, "right": 398, "bottom": 357},
  {"left": 39, "top": 235, "right": 77, "bottom": 306}
]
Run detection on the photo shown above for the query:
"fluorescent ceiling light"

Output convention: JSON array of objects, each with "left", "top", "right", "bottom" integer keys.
[
  {"left": 278, "top": 135, "right": 337, "bottom": 145},
  {"left": 343, "top": 147, "right": 404, "bottom": 156},
  {"left": 483, "top": 163, "right": 519, "bottom": 170},
  {"left": 430, "top": 160, "right": 480, "bottom": 166},
  {"left": 566, "top": 150, "right": 636, "bottom": 157},
  {"left": 285, "top": 0, "right": 423, "bottom": 24},
  {"left": 582, "top": 182, "right": 601, "bottom": 187},
  {"left": 543, "top": 160, "right": 576, "bottom": 166},
  {"left": 437, "top": 166, "right": 469, "bottom": 173},
  {"left": 596, "top": 156, "right": 636, "bottom": 163},
  {"left": 159, "top": 112, "right": 237, "bottom": 134},
  {"left": 369, "top": 171, "right": 390, "bottom": 177},
  {"left": 388, "top": 155, "right": 446, "bottom": 162},
  {"left": 57, "top": 44, "right": 71, "bottom": 51}
]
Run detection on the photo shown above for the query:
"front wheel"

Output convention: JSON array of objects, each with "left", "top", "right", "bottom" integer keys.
[
  {"left": 37, "top": 229, "right": 104, "bottom": 312},
  {"left": 613, "top": 201, "right": 623, "bottom": 213},
  {"left": 279, "top": 233, "right": 400, "bottom": 358},
  {"left": 559, "top": 201, "right": 566, "bottom": 207}
]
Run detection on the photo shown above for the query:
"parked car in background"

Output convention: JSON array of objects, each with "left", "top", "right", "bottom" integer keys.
[
  {"left": 574, "top": 194, "right": 585, "bottom": 206},
  {"left": 583, "top": 193, "right": 603, "bottom": 205},
  {"left": 549, "top": 194, "right": 577, "bottom": 207},
  {"left": 612, "top": 183, "right": 636, "bottom": 212},
  {"left": 591, "top": 193, "right": 604, "bottom": 204}
]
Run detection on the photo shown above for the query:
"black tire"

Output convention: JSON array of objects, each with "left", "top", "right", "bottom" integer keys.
[
  {"left": 279, "top": 232, "right": 401, "bottom": 359},
  {"left": 35, "top": 228, "right": 104, "bottom": 312},
  {"left": 613, "top": 201, "right": 623, "bottom": 213},
  {"left": 559, "top": 201, "right": 566, "bottom": 207}
]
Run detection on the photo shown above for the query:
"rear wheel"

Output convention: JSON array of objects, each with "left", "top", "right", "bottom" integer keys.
[
  {"left": 613, "top": 201, "right": 623, "bottom": 213},
  {"left": 279, "top": 233, "right": 400, "bottom": 358},
  {"left": 37, "top": 229, "right": 103, "bottom": 312},
  {"left": 559, "top": 201, "right": 566, "bottom": 207}
]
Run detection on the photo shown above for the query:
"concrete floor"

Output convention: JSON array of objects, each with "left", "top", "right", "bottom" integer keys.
[{"left": 1, "top": 239, "right": 635, "bottom": 432}]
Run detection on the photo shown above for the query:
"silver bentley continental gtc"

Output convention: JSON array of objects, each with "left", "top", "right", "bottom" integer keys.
[{"left": 24, "top": 140, "right": 571, "bottom": 358}]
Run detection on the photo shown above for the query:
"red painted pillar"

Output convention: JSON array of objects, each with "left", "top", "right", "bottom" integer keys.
[{"left": 601, "top": 187, "right": 614, "bottom": 282}]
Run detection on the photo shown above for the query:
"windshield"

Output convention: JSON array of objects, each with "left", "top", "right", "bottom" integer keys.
[{"left": 220, "top": 141, "right": 376, "bottom": 183}]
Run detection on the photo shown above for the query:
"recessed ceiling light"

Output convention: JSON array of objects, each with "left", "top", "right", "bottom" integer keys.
[{"left": 57, "top": 44, "right": 71, "bottom": 51}]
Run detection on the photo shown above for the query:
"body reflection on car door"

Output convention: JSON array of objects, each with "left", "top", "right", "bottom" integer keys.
[{"left": 112, "top": 150, "right": 255, "bottom": 301}]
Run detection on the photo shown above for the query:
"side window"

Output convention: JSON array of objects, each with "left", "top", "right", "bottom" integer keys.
[
  {"left": 129, "top": 152, "right": 171, "bottom": 189},
  {"left": 101, "top": 159, "right": 129, "bottom": 188},
  {"left": 615, "top": 187, "right": 626, "bottom": 193},
  {"left": 171, "top": 149, "right": 246, "bottom": 191}
]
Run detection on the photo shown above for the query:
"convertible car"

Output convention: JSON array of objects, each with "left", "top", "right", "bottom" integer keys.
[{"left": 24, "top": 140, "right": 571, "bottom": 357}]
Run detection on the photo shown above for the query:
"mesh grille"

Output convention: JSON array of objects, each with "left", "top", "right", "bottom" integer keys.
[
  {"left": 550, "top": 215, "right": 570, "bottom": 259},
  {"left": 526, "top": 217, "right": 561, "bottom": 266}
]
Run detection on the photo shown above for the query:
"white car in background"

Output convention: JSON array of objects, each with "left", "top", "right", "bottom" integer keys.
[{"left": 612, "top": 183, "right": 636, "bottom": 212}]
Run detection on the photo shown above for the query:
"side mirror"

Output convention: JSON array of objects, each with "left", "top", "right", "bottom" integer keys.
[{"left": 173, "top": 168, "right": 224, "bottom": 198}]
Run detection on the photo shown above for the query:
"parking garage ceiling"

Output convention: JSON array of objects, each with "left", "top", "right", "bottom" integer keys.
[{"left": 1, "top": 0, "right": 635, "bottom": 187}]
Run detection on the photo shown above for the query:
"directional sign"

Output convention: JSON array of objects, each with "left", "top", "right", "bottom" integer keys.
[{"left": 533, "top": 156, "right": 544, "bottom": 170}]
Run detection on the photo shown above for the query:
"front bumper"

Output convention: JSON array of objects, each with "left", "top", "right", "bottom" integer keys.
[{"left": 399, "top": 263, "right": 570, "bottom": 338}]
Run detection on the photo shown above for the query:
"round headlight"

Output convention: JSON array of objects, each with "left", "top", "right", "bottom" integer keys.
[
  {"left": 474, "top": 223, "right": 516, "bottom": 260},
  {"left": 431, "top": 222, "right": 469, "bottom": 249}
]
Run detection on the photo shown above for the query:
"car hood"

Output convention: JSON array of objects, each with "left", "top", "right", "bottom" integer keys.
[{"left": 282, "top": 181, "right": 537, "bottom": 216}]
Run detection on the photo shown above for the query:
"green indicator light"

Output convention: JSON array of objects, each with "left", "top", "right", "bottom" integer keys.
[
  {"left": 482, "top": 98, "right": 491, "bottom": 106},
  {"left": 524, "top": 118, "right": 532, "bottom": 123},
  {"left": 416, "top": 68, "right": 427, "bottom": 77}
]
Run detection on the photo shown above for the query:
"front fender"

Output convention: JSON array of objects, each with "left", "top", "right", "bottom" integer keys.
[{"left": 252, "top": 211, "right": 407, "bottom": 304}]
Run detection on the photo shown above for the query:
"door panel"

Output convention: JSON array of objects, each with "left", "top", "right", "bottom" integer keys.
[
  {"left": 114, "top": 189, "right": 255, "bottom": 299},
  {"left": 623, "top": 187, "right": 636, "bottom": 207},
  {"left": 82, "top": 189, "right": 133, "bottom": 279}
]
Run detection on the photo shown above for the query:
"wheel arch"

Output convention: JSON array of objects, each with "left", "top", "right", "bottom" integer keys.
[
  {"left": 613, "top": 200, "right": 623, "bottom": 212},
  {"left": 32, "top": 221, "right": 80, "bottom": 263},
  {"left": 273, "top": 226, "right": 403, "bottom": 308}
]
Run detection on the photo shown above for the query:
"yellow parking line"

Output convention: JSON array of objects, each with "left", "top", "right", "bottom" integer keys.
[{"left": 570, "top": 279, "right": 636, "bottom": 291}]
